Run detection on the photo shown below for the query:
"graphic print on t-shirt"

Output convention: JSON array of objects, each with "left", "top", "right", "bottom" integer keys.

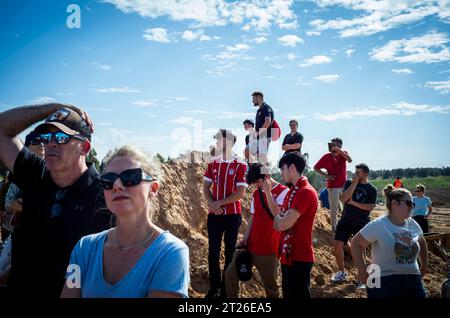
[{"left": 393, "top": 232, "right": 419, "bottom": 264}]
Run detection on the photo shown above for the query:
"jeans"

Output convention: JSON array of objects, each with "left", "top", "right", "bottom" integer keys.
[
  {"left": 367, "top": 274, "right": 427, "bottom": 298},
  {"left": 207, "top": 214, "right": 242, "bottom": 290},
  {"left": 281, "top": 261, "right": 313, "bottom": 299}
]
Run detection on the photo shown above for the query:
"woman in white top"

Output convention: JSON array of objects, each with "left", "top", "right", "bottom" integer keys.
[{"left": 351, "top": 185, "right": 428, "bottom": 298}]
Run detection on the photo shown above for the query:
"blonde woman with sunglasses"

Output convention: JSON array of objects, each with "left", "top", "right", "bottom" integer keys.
[{"left": 61, "top": 145, "right": 190, "bottom": 298}]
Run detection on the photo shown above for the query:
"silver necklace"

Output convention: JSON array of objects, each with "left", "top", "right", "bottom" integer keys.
[{"left": 114, "top": 229, "right": 154, "bottom": 260}]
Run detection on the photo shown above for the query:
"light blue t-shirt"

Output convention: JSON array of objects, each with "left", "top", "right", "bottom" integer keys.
[
  {"left": 68, "top": 229, "right": 190, "bottom": 298},
  {"left": 411, "top": 196, "right": 432, "bottom": 216},
  {"left": 360, "top": 215, "right": 423, "bottom": 277}
]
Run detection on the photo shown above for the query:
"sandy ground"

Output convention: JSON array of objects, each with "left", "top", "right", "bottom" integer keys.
[{"left": 151, "top": 156, "right": 449, "bottom": 298}]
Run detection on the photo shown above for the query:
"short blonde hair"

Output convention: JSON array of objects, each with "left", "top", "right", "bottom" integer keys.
[{"left": 102, "top": 145, "right": 162, "bottom": 182}]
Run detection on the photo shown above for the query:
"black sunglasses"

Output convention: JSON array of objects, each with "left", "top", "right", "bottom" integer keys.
[
  {"left": 99, "top": 168, "right": 154, "bottom": 190},
  {"left": 397, "top": 199, "right": 415, "bottom": 208},
  {"left": 40, "top": 131, "right": 85, "bottom": 145}
]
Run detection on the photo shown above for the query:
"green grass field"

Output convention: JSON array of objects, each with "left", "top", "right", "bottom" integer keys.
[{"left": 371, "top": 176, "right": 450, "bottom": 190}]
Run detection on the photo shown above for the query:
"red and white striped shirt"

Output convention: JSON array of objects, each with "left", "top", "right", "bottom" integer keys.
[{"left": 204, "top": 156, "right": 248, "bottom": 215}]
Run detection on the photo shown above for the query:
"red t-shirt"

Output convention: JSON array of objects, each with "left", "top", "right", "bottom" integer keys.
[
  {"left": 247, "top": 184, "right": 289, "bottom": 256},
  {"left": 203, "top": 156, "right": 248, "bottom": 215},
  {"left": 278, "top": 176, "right": 318, "bottom": 264},
  {"left": 314, "top": 152, "right": 348, "bottom": 188}
]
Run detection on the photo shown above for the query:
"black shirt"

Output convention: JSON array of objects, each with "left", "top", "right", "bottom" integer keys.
[
  {"left": 255, "top": 103, "right": 274, "bottom": 138},
  {"left": 341, "top": 180, "right": 377, "bottom": 226},
  {"left": 8, "top": 148, "right": 112, "bottom": 297},
  {"left": 282, "top": 132, "right": 304, "bottom": 154}
]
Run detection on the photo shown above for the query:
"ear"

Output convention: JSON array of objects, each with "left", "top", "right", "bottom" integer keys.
[
  {"left": 81, "top": 140, "right": 91, "bottom": 155},
  {"left": 148, "top": 181, "right": 159, "bottom": 199}
]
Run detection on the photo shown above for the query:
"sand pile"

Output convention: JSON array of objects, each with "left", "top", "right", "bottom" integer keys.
[{"left": 151, "top": 154, "right": 448, "bottom": 298}]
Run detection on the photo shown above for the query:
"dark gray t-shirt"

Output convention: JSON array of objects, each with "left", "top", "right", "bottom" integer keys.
[{"left": 341, "top": 180, "right": 377, "bottom": 226}]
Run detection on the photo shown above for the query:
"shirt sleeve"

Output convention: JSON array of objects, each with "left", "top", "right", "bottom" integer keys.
[
  {"left": 276, "top": 188, "right": 289, "bottom": 206},
  {"left": 297, "top": 133, "right": 304, "bottom": 144},
  {"left": 359, "top": 220, "right": 379, "bottom": 243},
  {"left": 149, "top": 244, "right": 190, "bottom": 298},
  {"left": 343, "top": 180, "right": 352, "bottom": 191},
  {"left": 261, "top": 105, "right": 273, "bottom": 120},
  {"left": 235, "top": 163, "right": 248, "bottom": 187},
  {"left": 12, "top": 147, "right": 46, "bottom": 193},
  {"left": 368, "top": 186, "right": 378, "bottom": 204},
  {"left": 426, "top": 197, "right": 432, "bottom": 206},
  {"left": 282, "top": 135, "right": 287, "bottom": 146},
  {"left": 290, "top": 189, "right": 315, "bottom": 216},
  {"left": 203, "top": 163, "right": 213, "bottom": 183}
]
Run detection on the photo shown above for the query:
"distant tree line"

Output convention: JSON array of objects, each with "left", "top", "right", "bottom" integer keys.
[{"left": 369, "top": 167, "right": 450, "bottom": 179}]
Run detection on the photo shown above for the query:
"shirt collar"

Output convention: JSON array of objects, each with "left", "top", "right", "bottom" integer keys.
[{"left": 71, "top": 163, "right": 99, "bottom": 192}]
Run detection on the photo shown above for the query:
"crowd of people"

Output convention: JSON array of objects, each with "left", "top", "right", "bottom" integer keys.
[{"left": 0, "top": 91, "right": 434, "bottom": 299}]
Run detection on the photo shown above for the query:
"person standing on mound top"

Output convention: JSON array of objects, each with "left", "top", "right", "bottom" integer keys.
[
  {"left": 252, "top": 91, "right": 274, "bottom": 168},
  {"left": 203, "top": 129, "right": 248, "bottom": 299}
]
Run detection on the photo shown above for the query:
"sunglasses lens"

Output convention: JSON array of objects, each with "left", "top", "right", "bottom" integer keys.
[
  {"left": 55, "top": 132, "right": 70, "bottom": 144},
  {"left": 40, "top": 133, "right": 52, "bottom": 144},
  {"left": 100, "top": 173, "right": 118, "bottom": 190},
  {"left": 120, "top": 169, "right": 142, "bottom": 187}
]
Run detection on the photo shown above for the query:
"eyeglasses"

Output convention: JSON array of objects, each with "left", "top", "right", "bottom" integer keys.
[
  {"left": 40, "top": 131, "right": 85, "bottom": 145},
  {"left": 397, "top": 199, "right": 415, "bottom": 208},
  {"left": 51, "top": 189, "right": 68, "bottom": 218},
  {"left": 99, "top": 168, "right": 154, "bottom": 190}
]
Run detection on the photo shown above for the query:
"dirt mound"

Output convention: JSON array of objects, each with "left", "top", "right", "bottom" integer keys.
[{"left": 151, "top": 154, "right": 448, "bottom": 298}]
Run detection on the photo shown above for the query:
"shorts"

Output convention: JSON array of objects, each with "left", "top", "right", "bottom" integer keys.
[{"left": 334, "top": 219, "right": 368, "bottom": 245}]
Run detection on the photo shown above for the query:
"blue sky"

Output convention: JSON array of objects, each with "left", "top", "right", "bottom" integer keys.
[{"left": 1, "top": 0, "right": 449, "bottom": 170}]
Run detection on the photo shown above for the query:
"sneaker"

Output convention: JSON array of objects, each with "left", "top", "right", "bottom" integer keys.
[
  {"left": 204, "top": 288, "right": 220, "bottom": 299},
  {"left": 331, "top": 271, "right": 347, "bottom": 283},
  {"left": 355, "top": 281, "right": 366, "bottom": 289}
]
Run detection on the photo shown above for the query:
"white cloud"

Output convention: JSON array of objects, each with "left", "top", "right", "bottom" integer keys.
[
  {"left": 93, "top": 63, "right": 111, "bottom": 71},
  {"left": 314, "top": 74, "right": 339, "bottom": 83},
  {"left": 299, "top": 55, "right": 331, "bottom": 67},
  {"left": 392, "top": 68, "right": 413, "bottom": 74},
  {"left": 181, "top": 29, "right": 214, "bottom": 42},
  {"left": 308, "top": 0, "right": 450, "bottom": 38},
  {"left": 306, "top": 30, "right": 321, "bottom": 36},
  {"left": 56, "top": 92, "right": 75, "bottom": 96},
  {"left": 283, "top": 114, "right": 306, "bottom": 120},
  {"left": 103, "top": 0, "right": 298, "bottom": 31},
  {"left": 315, "top": 101, "right": 450, "bottom": 121},
  {"left": 425, "top": 79, "right": 450, "bottom": 94},
  {"left": 227, "top": 43, "right": 251, "bottom": 52},
  {"left": 263, "top": 76, "right": 274, "bottom": 79},
  {"left": 185, "top": 110, "right": 209, "bottom": 114},
  {"left": 253, "top": 36, "right": 268, "bottom": 44},
  {"left": 133, "top": 100, "right": 154, "bottom": 107},
  {"left": 345, "top": 49, "right": 355, "bottom": 58},
  {"left": 142, "top": 28, "right": 170, "bottom": 43},
  {"left": 94, "top": 87, "right": 140, "bottom": 93},
  {"left": 217, "top": 111, "right": 254, "bottom": 119},
  {"left": 370, "top": 32, "right": 450, "bottom": 64},
  {"left": 28, "top": 96, "right": 56, "bottom": 104},
  {"left": 278, "top": 35, "right": 304, "bottom": 47},
  {"left": 296, "top": 76, "right": 312, "bottom": 86},
  {"left": 287, "top": 53, "right": 297, "bottom": 61},
  {"left": 169, "top": 117, "right": 195, "bottom": 124}
]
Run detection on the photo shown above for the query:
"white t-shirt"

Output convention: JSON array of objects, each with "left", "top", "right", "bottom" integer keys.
[{"left": 360, "top": 215, "right": 423, "bottom": 277}]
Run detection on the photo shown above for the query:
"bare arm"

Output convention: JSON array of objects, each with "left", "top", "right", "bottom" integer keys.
[
  {"left": 314, "top": 167, "right": 333, "bottom": 180},
  {"left": 257, "top": 117, "right": 272, "bottom": 136},
  {"left": 239, "top": 216, "right": 253, "bottom": 246},
  {"left": 351, "top": 232, "right": 371, "bottom": 283},
  {"left": 340, "top": 180, "right": 358, "bottom": 203},
  {"left": 203, "top": 180, "right": 214, "bottom": 207},
  {"left": 418, "top": 237, "right": 428, "bottom": 276},
  {"left": 218, "top": 186, "right": 246, "bottom": 206},
  {"left": 0, "top": 103, "right": 92, "bottom": 171},
  {"left": 274, "top": 208, "right": 300, "bottom": 232},
  {"left": 348, "top": 201, "right": 376, "bottom": 212},
  {"left": 336, "top": 148, "right": 352, "bottom": 163}
]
